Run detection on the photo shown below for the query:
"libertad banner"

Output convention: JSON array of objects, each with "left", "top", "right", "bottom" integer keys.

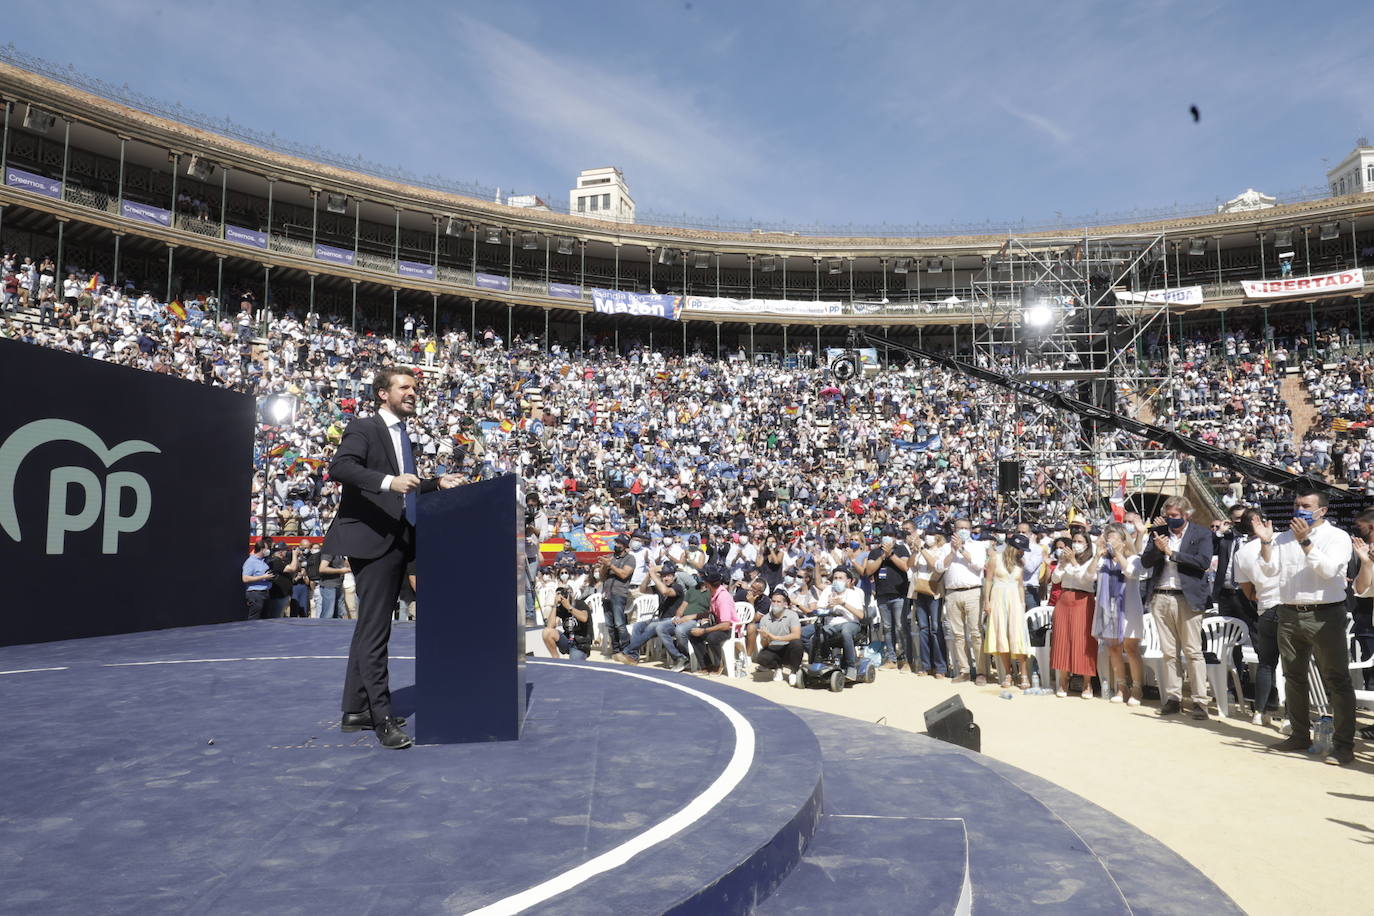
[
  {"left": 684, "top": 295, "right": 844, "bottom": 317},
  {"left": 5, "top": 166, "right": 61, "bottom": 199},
  {"left": 1114, "top": 286, "right": 1205, "bottom": 306},
  {"left": 1242, "top": 269, "right": 1364, "bottom": 300},
  {"left": 592, "top": 289, "right": 683, "bottom": 320}
]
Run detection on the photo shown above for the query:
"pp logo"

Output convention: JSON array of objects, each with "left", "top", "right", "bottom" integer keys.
[{"left": 0, "top": 419, "right": 160, "bottom": 554}]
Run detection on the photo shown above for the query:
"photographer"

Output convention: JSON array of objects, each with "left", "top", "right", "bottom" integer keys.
[
  {"left": 263, "top": 540, "right": 300, "bottom": 620},
  {"left": 542, "top": 587, "right": 592, "bottom": 661}
]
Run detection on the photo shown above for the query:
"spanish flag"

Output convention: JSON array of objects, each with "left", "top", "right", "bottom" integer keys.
[
  {"left": 454, "top": 432, "right": 475, "bottom": 447},
  {"left": 168, "top": 300, "right": 187, "bottom": 321},
  {"left": 84, "top": 273, "right": 101, "bottom": 291},
  {"left": 500, "top": 419, "right": 515, "bottom": 433}
]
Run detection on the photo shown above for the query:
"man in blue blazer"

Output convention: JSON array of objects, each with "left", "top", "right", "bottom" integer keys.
[
  {"left": 324, "top": 368, "right": 462, "bottom": 749},
  {"left": 1141, "top": 495, "right": 1216, "bottom": 719}
]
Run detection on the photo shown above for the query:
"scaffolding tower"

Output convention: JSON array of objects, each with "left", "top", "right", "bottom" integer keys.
[{"left": 967, "top": 230, "right": 1181, "bottom": 523}]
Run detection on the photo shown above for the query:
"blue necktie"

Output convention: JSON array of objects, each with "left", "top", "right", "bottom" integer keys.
[{"left": 398, "top": 421, "right": 417, "bottom": 526}]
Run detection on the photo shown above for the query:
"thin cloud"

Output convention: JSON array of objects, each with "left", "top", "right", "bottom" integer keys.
[{"left": 1003, "top": 107, "right": 1073, "bottom": 146}]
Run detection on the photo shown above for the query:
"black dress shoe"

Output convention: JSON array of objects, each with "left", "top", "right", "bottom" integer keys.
[
  {"left": 376, "top": 718, "right": 414, "bottom": 749},
  {"left": 341, "top": 711, "right": 374, "bottom": 732},
  {"left": 1189, "top": 702, "right": 1210, "bottom": 720},
  {"left": 1270, "top": 734, "right": 1312, "bottom": 753},
  {"left": 1158, "top": 698, "right": 1181, "bottom": 716}
]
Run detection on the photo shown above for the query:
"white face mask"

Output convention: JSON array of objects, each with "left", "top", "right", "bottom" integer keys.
[{"left": 923, "top": 535, "right": 936, "bottom": 546}]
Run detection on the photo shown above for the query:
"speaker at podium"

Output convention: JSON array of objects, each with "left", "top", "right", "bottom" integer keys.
[{"left": 415, "top": 473, "right": 526, "bottom": 744}]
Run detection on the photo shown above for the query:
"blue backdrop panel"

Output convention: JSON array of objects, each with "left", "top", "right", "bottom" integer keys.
[
  {"left": 0, "top": 337, "right": 253, "bottom": 646},
  {"left": 415, "top": 473, "right": 525, "bottom": 742}
]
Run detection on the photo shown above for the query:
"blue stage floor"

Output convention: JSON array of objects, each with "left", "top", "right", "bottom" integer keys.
[{"left": 0, "top": 621, "right": 1240, "bottom": 914}]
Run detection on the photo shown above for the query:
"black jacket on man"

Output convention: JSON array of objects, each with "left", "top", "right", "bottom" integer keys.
[{"left": 1141, "top": 521, "right": 1214, "bottom": 612}]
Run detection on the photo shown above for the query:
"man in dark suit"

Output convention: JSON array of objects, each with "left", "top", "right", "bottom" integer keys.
[
  {"left": 324, "top": 368, "right": 462, "bottom": 749},
  {"left": 1141, "top": 495, "right": 1216, "bottom": 720},
  {"left": 1212, "top": 503, "right": 1256, "bottom": 629}
]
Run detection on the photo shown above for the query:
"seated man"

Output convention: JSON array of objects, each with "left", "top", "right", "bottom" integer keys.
[
  {"left": 817, "top": 567, "right": 866, "bottom": 678},
  {"left": 613, "top": 559, "right": 687, "bottom": 666},
  {"left": 754, "top": 590, "right": 804, "bottom": 682},
  {"left": 542, "top": 586, "right": 592, "bottom": 661},
  {"left": 688, "top": 563, "right": 739, "bottom": 673}
]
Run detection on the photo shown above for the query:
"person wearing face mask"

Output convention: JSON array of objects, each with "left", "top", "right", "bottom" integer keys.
[
  {"left": 1256, "top": 491, "right": 1356, "bottom": 765},
  {"left": 939, "top": 518, "right": 989, "bottom": 684},
  {"left": 909, "top": 529, "right": 949, "bottom": 678},
  {"left": 1050, "top": 531, "right": 1099, "bottom": 698},
  {"left": 982, "top": 533, "right": 1035, "bottom": 688},
  {"left": 754, "top": 590, "right": 804, "bottom": 683},
  {"left": 1091, "top": 523, "right": 1147, "bottom": 705},
  {"left": 1141, "top": 496, "right": 1216, "bottom": 720},
  {"left": 598, "top": 535, "right": 636, "bottom": 656},
  {"left": 1230, "top": 508, "right": 1283, "bottom": 727},
  {"left": 864, "top": 525, "right": 911, "bottom": 670}
]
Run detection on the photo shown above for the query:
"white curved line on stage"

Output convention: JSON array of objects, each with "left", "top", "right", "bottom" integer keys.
[
  {"left": 465, "top": 659, "right": 758, "bottom": 916},
  {"left": 0, "top": 666, "right": 69, "bottom": 675},
  {"left": 99, "top": 656, "right": 417, "bottom": 667}
]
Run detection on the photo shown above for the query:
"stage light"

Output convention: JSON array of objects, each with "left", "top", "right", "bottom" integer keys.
[
  {"left": 1188, "top": 238, "right": 1206, "bottom": 256},
  {"left": 693, "top": 251, "right": 710, "bottom": 269},
  {"left": 760, "top": 256, "right": 777, "bottom": 273},
  {"left": 556, "top": 236, "right": 576, "bottom": 255},
  {"left": 325, "top": 193, "right": 348, "bottom": 214},
  {"left": 260, "top": 393, "right": 298, "bottom": 426},
  {"left": 1320, "top": 222, "right": 1339, "bottom": 241},
  {"left": 1024, "top": 304, "right": 1054, "bottom": 328},
  {"left": 484, "top": 226, "right": 505, "bottom": 244},
  {"left": 22, "top": 104, "right": 57, "bottom": 132},
  {"left": 828, "top": 259, "right": 843, "bottom": 275},
  {"left": 521, "top": 232, "right": 539, "bottom": 250},
  {"left": 892, "top": 257, "right": 911, "bottom": 274},
  {"left": 186, "top": 155, "right": 215, "bottom": 181},
  {"left": 445, "top": 217, "right": 463, "bottom": 236},
  {"left": 1273, "top": 228, "right": 1293, "bottom": 248}
]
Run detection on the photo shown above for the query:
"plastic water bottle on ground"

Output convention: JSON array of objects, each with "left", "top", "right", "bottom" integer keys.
[
  {"left": 1032, "top": 672, "right": 1041, "bottom": 690},
  {"left": 999, "top": 690, "right": 1014, "bottom": 700},
  {"left": 1309, "top": 716, "right": 1333, "bottom": 756}
]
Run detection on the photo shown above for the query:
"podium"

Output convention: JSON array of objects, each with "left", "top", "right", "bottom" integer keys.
[{"left": 415, "top": 474, "right": 526, "bottom": 743}]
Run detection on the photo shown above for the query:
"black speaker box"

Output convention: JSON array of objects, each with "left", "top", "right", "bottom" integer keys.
[
  {"left": 997, "top": 460, "right": 1021, "bottom": 495},
  {"left": 924, "top": 694, "right": 981, "bottom": 752}
]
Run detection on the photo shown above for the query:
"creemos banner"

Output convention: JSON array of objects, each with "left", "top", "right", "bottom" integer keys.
[{"left": 1242, "top": 269, "right": 1365, "bottom": 299}]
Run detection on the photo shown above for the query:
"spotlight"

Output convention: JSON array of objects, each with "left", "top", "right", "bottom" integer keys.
[
  {"left": 828, "top": 259, "right": 843, "bottom": 275},
  {"left": 556, "top": 236, "right": 576, "bottom": 255},
  {"left": 325, "top": 193, "right": 349, "bottom": 214},
  {"left": 1188, "top": 238, "right": 1206, "bottom": 257},
  {"left": 1023, "top": 304, "right": 1053, "bottom": 328},
  {"left": 444, "top": 217, "right": 464, "bottom": 236},
  {"left": 892, "top": 257, "right": 911, "bottom": 274},
  {"left": 186, "top": 155, "right": 215, "bottom": 181},
  {"left": 1273, "top": 228, "right": 1293, "bottom": 248},
  {"left": 1320, "top": 222, "right": 1339, "bottom": 241},
  {"left": 259, "top": 393, "right": 298, "bottom": 426},
  {"left": 484, "top": 226, "right": 505, "bottom": 244},
  {"left": 521, "top": 232, "right": 539, "bottom": 250},
  {"left": 693, "top": 251, "right": 710, "bottom": 269},
  {"left": 760, "top": 256, "right": 777, "bottom": 273},
  {"left": 22, "top": 104, "right": 57, "bottom": 132}
]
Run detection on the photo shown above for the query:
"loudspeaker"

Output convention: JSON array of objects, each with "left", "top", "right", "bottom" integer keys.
[
  {"left": 924, "top": 695, "right": 980, "bottom": 753},
  {"left": 998, "top": 460, "right": 1021, "bottom": 495}
]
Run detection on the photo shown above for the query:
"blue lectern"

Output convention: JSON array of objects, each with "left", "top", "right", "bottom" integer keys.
[{"left": 415, "top": 473, "right": 526, "bottom": 743}]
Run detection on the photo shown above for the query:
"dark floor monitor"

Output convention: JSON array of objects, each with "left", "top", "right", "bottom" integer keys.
[{"left": 924, "top": 694, "right": 981, "bottom": 753}]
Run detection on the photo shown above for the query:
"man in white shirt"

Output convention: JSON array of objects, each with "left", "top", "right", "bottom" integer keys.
[
  {"left": 1255, "top": 491, "right": 1355, "bottom": 765},
  {"left": 1231, "top": 507, "right": 1282, "bottom": 726},
  {"left": 939, "top": 518, "right": 988, "bottom": 684},
  {"left": 817, "top": 567, "right": 866, "bottom": 678}
]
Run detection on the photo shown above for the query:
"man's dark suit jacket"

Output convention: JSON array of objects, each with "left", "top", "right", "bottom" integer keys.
[
  {"left": 323, "top": 413, "right": 439, "bottom": 560},
  {"left": 1140, "top": 520, "right": 1214, "bottom": 612}
]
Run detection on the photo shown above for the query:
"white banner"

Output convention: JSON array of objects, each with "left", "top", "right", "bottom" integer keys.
[
  {"left": 1114, "top": 286, "right": 1205, "bottom": 306},
  {"left": 684, "top": 295, "right": 843, "bottom": 317},
  {"left": 1242, "top": 269, "right": 1364, "bottom": 300}
]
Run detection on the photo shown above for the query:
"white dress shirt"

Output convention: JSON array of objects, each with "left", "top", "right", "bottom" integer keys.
[
  {"left": 939, "top": 537, "right": 987, "bottom": 589},
  {"left": 1230, "top": 537, "right": 1280, "bottom": 612},
  {"left": 375, "top": 407, "right": 408, "bottom": 494},
  {"left": 1052, "top": 554, "right": 1098, "bottom": 593},
  {"left": 1256, "top": 522, "right": 1352, "bottom": 606},
  {"left": 1152, "top": 530, "right": 1185, "bottom": 590}
]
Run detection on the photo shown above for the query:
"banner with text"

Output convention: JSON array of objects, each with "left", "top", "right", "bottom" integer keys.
[
  {"left": 1114, "top": 286, "right": 1205, "bottom": 306},
  {"left": 5, "top": 166, "right": 61, "bottom": 199},
  {"left": 224, "top": 225, "right": 267, "bottom": 249},
  {"left": 592, "top": 289, "right": 683, "bottom": 320},
  {"left": 548, "top": 282, "right": 582, "bottom": 300},
  {"left": 121, "top": 200, "right": 171, "bottom": 227},
  {"left": 685, "top": 295, "right": 843, "bottom": 317},
  {"left": 1242, "top": 269, "right": 1364, "bottom": 300},
  {"left": 475, "top": 272, "right": 511, "bottom": 291},
  {"left": 315, "top": 243, "right": 355, "bottom": 266},
  {"left": 399, "top": 260, "right": 435, "bottom": 280}
]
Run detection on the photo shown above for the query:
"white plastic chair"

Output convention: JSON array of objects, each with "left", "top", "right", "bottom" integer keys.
[
  {"left": 630, "top": 593, "right": 659, "bottom": 624},
  {"left": 1200, "top": 616, "right": 1247, "bottom": 718},
  {"left": 583, "top": 591, "right": 606, "bottom": 656},
  {"left": 723, "top": 603, "right": 756, "bottom": 679},
  {"left": 1140, "top": 614, "right": 1165, "bottom": 690},
  {"left": 1349, "top": 617, "right": 1374, "bottom": 710},
  {"left": 1024, "top": 605, "right": 1054, "bottom": 690}
]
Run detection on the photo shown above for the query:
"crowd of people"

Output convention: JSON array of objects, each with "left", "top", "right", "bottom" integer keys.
[{"left": 5, "top": 250, "right": 1371, "bottom": 765}]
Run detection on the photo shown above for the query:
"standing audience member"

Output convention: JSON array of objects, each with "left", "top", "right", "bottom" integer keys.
[
  {"left": 1256, "top": 492, "right": 1356, "bottom": 765},
  {"left": 1141, "top": 496, "right": 1215, "bottom": 720},
  {"left": 1091, "top": 522, "right": 1147, "bottom": 706},
  {"left": 242, "top": 540, "right": 273, "bottom": 619},
  {"left": 1050, "top": 530, "right": 1098, "bottom": 698},
  {"left": 909, "top": 528, "right": 948, "bottom": 678},
  {"left": 983, "top": 534, "right": 1034, "bottom": 689},
  {"left": 1231, "top": 508, "right": 1282, "bottom": 726},
  {"left": 939, "top": 518, "right": 988, "bottom": 684}
]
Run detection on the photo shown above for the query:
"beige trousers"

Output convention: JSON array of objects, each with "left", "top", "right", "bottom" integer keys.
[
  {"left": 1150, "top": 590, "right": 1209, "bottom": 704},
  {"left": 944, "top": 587, "right": 983, "bottom": 678}
]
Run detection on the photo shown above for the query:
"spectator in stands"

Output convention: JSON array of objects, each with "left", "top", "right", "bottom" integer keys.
[
  {"left": 1142, "top": 496, "right": 1215, "bottom": 719},
  {"left": 1091, "top": 521, "right": 1147, "bottom": 706},
  {"left": 1050, "top": 531, "right": 1098, "bottom": 698},
  {"left": 1257, "top": 492, "right": 1356, "bottom": 765}
]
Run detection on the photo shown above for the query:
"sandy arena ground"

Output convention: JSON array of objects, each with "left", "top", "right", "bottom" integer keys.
[{"left": 612, "top": 656, "right": 1373, "bottom": 915}]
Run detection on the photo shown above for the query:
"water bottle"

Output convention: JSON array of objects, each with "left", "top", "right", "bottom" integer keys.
[
  {"left": 1032, "top": 672, "right": 1041, "bottom": 690},
  {"left": 1309, "top": 716, "right": 1333, "bottom": 756},
  {"left": 999, "top": 690, "right": 1014, "bottom": 700}
]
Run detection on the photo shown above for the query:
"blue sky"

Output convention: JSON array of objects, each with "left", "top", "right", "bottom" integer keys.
[{"left": 18, "top": 0, "right": 1373, "bottom": 231}]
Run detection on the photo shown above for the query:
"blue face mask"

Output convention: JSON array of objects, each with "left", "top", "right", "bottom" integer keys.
[
  {"left": 1166, "top": 517, "right": 1186, "bottom": 531},
  {"left": 1293, "top": 509, "right": 1315, "bottom": 523}
]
